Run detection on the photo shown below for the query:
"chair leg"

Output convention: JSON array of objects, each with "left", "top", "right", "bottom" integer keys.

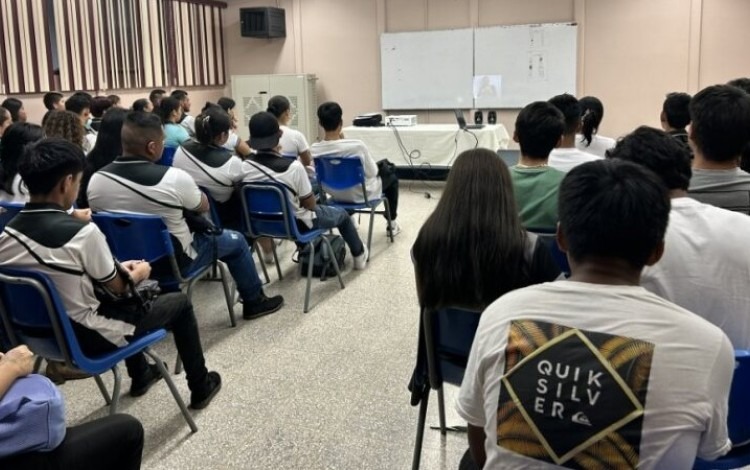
[
  {"left": 412, "top": 390, "right": 430, "bottom": 470},
  {"left": 217, "top": 261, "right": 237, "bottom": 327},
  {"left": 366, "top": 207, "right": 376, "bottom": 261},
  {"left": 254, "top": 241, "right": 271, "bottom": 284},
  {"left": 437, "top": 386, "right": 447, "bottom": 435},
  {"left": 109, "top": 365, "right": 121, "bottom": 415},
  {"left": 94, "top": 374, "right": 112, "bottom": 405},
  {"left": 272, "top": 240, "right": 282, "bottom": 280},
  {"left": 145, "top": 349, "right": 198, "bottom": 433},
  {"left": 176, "top": 276, "right": 201, "bottom": 375},
  {"left": 322, "top": 236, "right": 345, "bottom": 290},
  {"left": 303, "top": 241, "right": 316, "bottom": 313},
  {"left": 383, "top": 199, "right": 394, "bottom": 244}
]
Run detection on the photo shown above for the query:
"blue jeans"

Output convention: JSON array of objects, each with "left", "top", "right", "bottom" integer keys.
[
  {"left": 188, "top": 230, "right": 263, "bottom": 302},
  {"left": 312, "top": 205, "right": 364, "bottom": 256}
]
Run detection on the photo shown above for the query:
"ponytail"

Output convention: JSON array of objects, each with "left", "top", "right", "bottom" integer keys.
[{"left": 578, "top": 96, "right": 604, "bottom": 147}]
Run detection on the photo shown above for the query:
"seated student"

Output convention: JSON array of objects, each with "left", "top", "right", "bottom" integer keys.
[
  {"left": 267, "top": 95, "right": 313, "bottom": 168},
  {"left": 242, "top": 112, "right": 369, "bottom": 269},
  {"left": 609, "top": 126, "right": 750, "bottom": 349},
  {"left": 0, "top": 123, "right": 43, "bottom": 204},
  {"left": 43, "top": 110, "right": 86, "bottom": 152},
  {"left": 547, "top": 94, "right": 600, "bottom": 172},
  {"left": 158, "top": 97, "right": 191, "bottom": 147},
  {"left": 1, "top": 97, "right": 27, "bottom": 123},
  {"left": 89, "top": 96, "right": 113, "bottom": 132},
  {"left": 87, "top": 111, "right": 283, "bottom": 320},
  {"left": 688, "top": 84, "right": 750, "bottom": 212},
  {"left": 310, "top": 101, "right": 401, "bottom": 236},
  {"left": 42, "top": 92, "right": 65, "bottom": 127},
  {"left": 65, "top": 93, "right": 96, "bottom": 152},
  {"left": 77, "top": 108, "right": 127, "bottom": 208},
  {"left": 171, "top": 89, "right": 195, "bottom": 136},
  {"left": 172, "top": 106, "right": 245, "bottom": 228},
  {"left": 107, "top": 94, "right": 121, "bottom": 108},
  {"left": 132, "top": 98, "right": 152, "bottom": 113},
  {"left": 0, "top": 345, "right": 145, "bottom": 470},
  {"left": 660, "top": 92, "right": 691, "bottom": 147},
  {"left": 413, "top": 147, "right": 560, "bottom": 311},
  {"left": 149, "top": 88, "right": 166, "bottom": 110},
  {"left": 575, "top": 96, "right": 616, "bottom": 157},
  {"left": 207, "top": 99, "right": 251, "bottom": 158},
  {"left": 509, "top": 101, "right": 566, "bottom": 231},
  {"left": 0, "top": 139, "right": 222, "bottom": 407},
  {"left": 457, "top": 159, "right": 734, "bottom": 469}
]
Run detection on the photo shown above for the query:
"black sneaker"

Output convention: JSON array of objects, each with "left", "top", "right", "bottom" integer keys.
[
  {"left": 190, "top": 371, "right": 222, "bottom": 410},
  {"left": 242, "top": 293, "right": 284, "bottom": 320},
  {"left": 129, "top": 363, "right": 165, "bottom": 397}
]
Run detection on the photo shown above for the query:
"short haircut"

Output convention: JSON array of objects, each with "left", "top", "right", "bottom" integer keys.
[
  {"left": 317, "top": 101, "right": 342, "bottom": 132},
  {"left": 548, "top": 93, "right": 581, "bottom": 135},
  {"left": 171, "top": 89, "right": 188, "bottom": 102},
  {"left": 121, "top": 111, "right": 163, "bottom": 152},
  {"left": 728, "top": 78, "right": 750, "bottom": 95},
  {"left": 132, "top": 98, "right": 150, "bottom": 112},
  {"left": 1, "top": 98, "right": 23, "bottom": 122},
  {"left": 65, "top": 93, "right": 91, "bottom": 115},
  {"left": 107, "top": 94, "right": 121, "bottom": 106},
  {"left": 43, "top": 92, "right": 64, "bottom": 110},
  {"left": 607, "top": 126, "right": 691, "bottom": 191},
  {"left": 156, "top": 97, "right": 182, "bottom": 124},
  {"left": 662, "top": 92, "right": 691, "bottom": 129},
  {"left": 18, "top": 138, "right": 85, "bottom": 195},
  {"left": 690, "top": 84, "right": 750, "bottom": 162},
  {"left": 514, "top": 101, "right": 565, "bottom": 159},
  {"left": 558, "top": 159, "right": 670, "bottom": 270},
  {"left": 149, "top": 89, "right": 166, "bottom": 105},
  {"left": 217, "top": 97, "right": 236, "bottom": 112},
  {"left": 90, "top": 96, "right": 113, "bottom": 118},
  {"left": 195, "top": 107, "right": 231, "bottom": 145},
  {"left": 267, "top": 95, "right": 290, "bottom": 119}
]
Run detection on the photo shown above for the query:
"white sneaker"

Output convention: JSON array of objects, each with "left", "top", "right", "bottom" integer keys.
[
  {"left": 387, "top": 220, "right": 401, "bottom": 237},
  {"left": 353, "top": 244, "right": 368, "bottom": 270}
]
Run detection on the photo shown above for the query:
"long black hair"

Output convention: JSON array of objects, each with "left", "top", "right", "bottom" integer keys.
[
  {"left": 156, "top": 97, "right": 182, "bottom": 124},
  {"left": 412, "top": 148, "right": 530, "bottom": 309},
  {"left": 77, "top": 108, "right": 127, "bottom": 207},
  {"left": 579, "top": 96, "right": 604, "bottom": 147},
  {"left": 195, "top": 105, "right": 232, "bottom": 146},
  {"left": 0, "top": 123, "right": 43, "bottom": 194}
]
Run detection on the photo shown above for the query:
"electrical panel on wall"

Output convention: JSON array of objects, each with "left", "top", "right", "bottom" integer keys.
[{"left": 230, "top": 74, "right": 318, "bottom": 144}]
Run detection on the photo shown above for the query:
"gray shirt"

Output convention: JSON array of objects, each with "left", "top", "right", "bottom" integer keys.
[{"left": 688, "top": 168, "right": 750, "bottom": 214}]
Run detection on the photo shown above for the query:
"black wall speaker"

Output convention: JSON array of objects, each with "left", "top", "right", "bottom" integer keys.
[
  {"left": 240, "top": 7, "right": 286, "bottom": 38},
  {"left": 474, "top": 111, "right": 483, "bottom": 125},
  {"left": 488, "top": 111, "right": 497, "bottom": 125}
]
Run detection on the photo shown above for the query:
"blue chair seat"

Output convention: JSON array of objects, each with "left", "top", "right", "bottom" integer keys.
[{"left": 0, "top": 201, "right": 23, "bottom": 231}]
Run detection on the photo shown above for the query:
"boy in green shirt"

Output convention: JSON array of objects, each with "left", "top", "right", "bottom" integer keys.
[{"left": 509, "top": 102, "right": 566, "bottom": 231}]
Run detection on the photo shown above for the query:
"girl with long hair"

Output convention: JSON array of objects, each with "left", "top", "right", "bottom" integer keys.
[
  {"left": 77, "top": 108, "right": 127, "bottom": 207},
  {"left": 157, "top": 96, "right": 190, "bottom": 147},
  {"left": 575, "top": 96, "right": 616, "bottom": 158},
  {"left": 43, "top": 110, "right": 85, "bottom": 150},
  {"left": 266, "top": 95, "right": 313, "bottom": 167},
  {"left": 206, "top": 98, "right": 251, "bottom": 157},
  {"left": 0, "top": 123, "right": 43, "bottom": 203}
]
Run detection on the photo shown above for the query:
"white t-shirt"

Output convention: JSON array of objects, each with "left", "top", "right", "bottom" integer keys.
[
  {"left": 279, "top": 125, "right": 310, "bottom": 157},
  {"left": 310, "top": 139, "right": 382, "bottom": 203},
  {"left": 642, "top": 197, "right": 750, "bottom": 348},
  {"left": 241, "top": 151, "right": 315, "bottom": 228},
  {"left": 457, "top": 281, "right": 733, "bottom": 469},
  {"left": 0, "top": 174, "right": 28, "bottom": 204},
  {"left": 172, "top": 141, "right": 244, "bottom": 203},
  {"left": 87, "top": 158, "right": 203, "bottom": 258},
  {"left": 575, "top": 134, "right": 616, "bottom": 158},
  {"left": 222, "top": 131, "right": 240, "bottom": 153},
  {"left": 180, "top": 114, "right": 196, "bottom": 135},
  {"left": 548, "top": 147, "right": 601, "bottom": 173}
]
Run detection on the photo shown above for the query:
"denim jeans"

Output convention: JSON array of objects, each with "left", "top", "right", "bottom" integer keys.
[
  {"left": 312, "top": 205, "right": 364, "bottom": 256},
  {"left": 188, "top": 230, "right": 263, "bottom": 302}
]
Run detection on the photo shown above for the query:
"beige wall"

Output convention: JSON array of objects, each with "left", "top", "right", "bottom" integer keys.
[
  {"left": 221, "top": 0, "right": 750, "bottom": 141},
  {"left": 0, "top": 87, "right": 226, "bottom": 125}
]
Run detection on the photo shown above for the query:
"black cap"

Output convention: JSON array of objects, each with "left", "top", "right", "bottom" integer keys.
[{"left": 249, "top": 112, "right": 281, "bottom": 150}]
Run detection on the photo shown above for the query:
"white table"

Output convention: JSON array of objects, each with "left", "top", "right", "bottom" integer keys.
[{"left": 342, "top": 124, "right": 510, "bottom": 168}]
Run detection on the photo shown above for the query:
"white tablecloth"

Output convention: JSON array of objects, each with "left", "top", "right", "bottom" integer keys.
[{"left": 342, "top": 124, "right": 510, "bottom": 167}]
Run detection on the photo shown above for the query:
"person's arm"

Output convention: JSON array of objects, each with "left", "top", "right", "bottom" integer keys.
[
  {"left": 359, "top": 144, "right": 379, "bottom": 178},
  {"left": 299, "top": 149, "right": 313, "bottom": 167},
  {"left": 235, "top": 139, "right": 252, "bottom": 159},
  {"left": 293, "top": 161, "right": 315, "bottom": 210},
  {"left": 0, "top": 345, "right": 34, "bottom": 399},
  {"left": 300, "top": 193, "right": 316, "bottom": 210},
  {"left": 467, "top": 424, "right": 487, "bottom": 468},
  {"left": 174, "top": 168, "right": 209, "bottom": 213},
  {"left": 102, "top": 260, "right": 151, "bottom": 295},
  {"left": 696, "top": 335, "right": 735, "bottom": 460}
]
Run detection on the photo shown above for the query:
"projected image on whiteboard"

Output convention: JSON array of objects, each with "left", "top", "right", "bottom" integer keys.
[{"left": 474, "top": 75, "right": 502, "bottom": 109}]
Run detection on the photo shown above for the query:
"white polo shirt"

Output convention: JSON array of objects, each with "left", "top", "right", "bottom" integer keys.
[
  {"left": 172, "top": 141, "right": 244, "bottom": 203},
  {"left": 310, "top": 139, "right": 382, "bottom": 202},
  {"left": 279, "top": 125, "right": 310, "bottom": 157},
  {"left": 575, "top": 134, "right": 616, "bottom": 158},
  {"left": 548, "top": 147, "right": 601, "bottom": 173}
]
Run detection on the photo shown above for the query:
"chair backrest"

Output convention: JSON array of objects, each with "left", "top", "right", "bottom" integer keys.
[
  {"left": 529, "top": 230, "right": 570, "bottom": 276},
  {"left": 497, "top": 149, "right": 521, "bottom": 167},
  {"left": 0, "top": 267, "right": 85, "bottom": 365},
  {"left": 240, "top": 182, "right": 301, "bottom": 240},
  {"left": 423, "top": 307, "right": 482, "bottom": 387},
  {"left": 0, "top": 202, "right": 23, "bottom": 231},
  {"left": 91, "top": 211, "right": 175, "bottom": 263},
  {"left": 157, "top": 146, "right": 179, "bottom": 167},
  {"left": 314, "top": 156, "right": 368, "bottom": 194},
  {"left": 688, "top": 190, "right": 750, "bottom": 215},
  {"left": 728, "top": 350, "right": 750, "bottom": 445},
  {"left": 199, "top": 187, "right": 222, "bottom": 229}
]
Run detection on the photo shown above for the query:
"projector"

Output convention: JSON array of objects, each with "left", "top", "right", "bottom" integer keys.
[{"left": 386, "top": 115, "right": 418, "bottom": 127}]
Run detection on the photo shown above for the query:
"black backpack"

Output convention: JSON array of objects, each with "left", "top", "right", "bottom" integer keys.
[{"left": 297, "top": 234, "right": 346, "bottom": 280}]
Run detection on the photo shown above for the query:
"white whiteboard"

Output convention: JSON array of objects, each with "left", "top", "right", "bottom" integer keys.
[
  {"left": 475, "top": 23, "right": 577, "bottom": 108},
  {"left": 381, "top": 29, "right": 474, "bottom": 110}
]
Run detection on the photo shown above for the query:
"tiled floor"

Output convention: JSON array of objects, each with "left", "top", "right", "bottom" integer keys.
[{"left": 59, "top": 181, "right": 467, "bottom": 469}]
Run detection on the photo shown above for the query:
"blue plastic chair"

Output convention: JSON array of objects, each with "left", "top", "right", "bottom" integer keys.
[
  {"left": 0, "top": 201, "right": 23, "bottom": 231},
  {"left": 410, "top": 306, "right": 482, "bottom": 470},
  {"left": 529, "top": 229, "right": 570, "bottom": 277},
  {"left": 0, "top": 267, "right": 197, "bottom": 432},
  {"left": 314, "top": 156, "right": 394, "bottom": 259},
  {"left": 693, "top": 350, "right": 750, "bottom": 469},
  {"left": 240, "top": 182, "right": 344, "bottom": 313},
  {"left": 157, "top": 146, "right": 178, "bottom": 167}
]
